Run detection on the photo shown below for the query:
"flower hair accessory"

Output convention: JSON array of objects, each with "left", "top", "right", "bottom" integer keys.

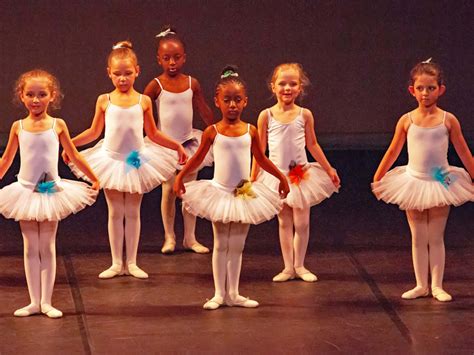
[
  {"left": 155, "top": 28, "right": 176, "bottom": 38},
  {"left": 288, "top": 160, "right": 309, "bottom": 185},
  {"left": 421, "top": 57, "right": 433, "bottom": 64},
  {"left": 234, "top": 179, "right": 256, "bottom": 199},
  {"left": 221, "top": 70, "right": 239, "bottom": 79},
  {"left": 112, "top": 43, "right": 128, "bottom": 50}
]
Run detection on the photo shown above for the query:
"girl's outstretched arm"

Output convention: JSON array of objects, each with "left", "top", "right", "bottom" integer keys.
[
  {"left": 192, "top": 78, "right": 214, "bottom": 126},
  {"left": 250, "top": 125, "right": 289, "bottom": 197},
  {"left": 56, "top": 119, "right": 99, "bottom": 189},
  {"left": 250, "top": 110, "right": 268, "bottom": 181},
  {"left": 174, "top": 126, "right": 215, "bottom": 197},
  {"left": 447, "top": 113, "right": 474, "bottom": 179},
  {"left": 62, "top": 95, "right": 107, "bottom": 163},
  {"left": 0, "top": 121, "right": 20, "bottom": 179},
  {"left": 142, "top": 95, "right": 187, "bottom": 164},
  {"left": 373, "top": 114, "right": 409, "bottom": 182},
  {"left": 304, "top": 109, "right": 340, "bottom": 187}
]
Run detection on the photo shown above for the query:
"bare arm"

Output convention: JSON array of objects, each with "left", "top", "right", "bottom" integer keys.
[
  {"left": 56, "top": 119, "right": 99, "bottom": 189},
  {"left": 304, "top": 109, "right": 340, "bottom": 187},
  {"left": 447, "top": 114, "right": 474, "bottom": 179},
  {"left": 192, "top": 78, "right": 214, "bottom": 126},
  {"left": 373, "top": 115, "right": 409, "bottom": 182},
  {"left": 250, "top": 110, "right": 268, "bottom": 181},
  {"left": 0, "top": 121, "right": 20, "bottom": 179}
]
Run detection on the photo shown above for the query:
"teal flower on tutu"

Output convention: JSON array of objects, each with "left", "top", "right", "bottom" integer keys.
[
  {"left": 125, "top": 150, "right": 149, "bottom": 173},
  {"left": 34, "top": 172, "right": 62, "bottom": 194},
  {"left": 431, "top": 167, "right": 456, "bottom": 189}
]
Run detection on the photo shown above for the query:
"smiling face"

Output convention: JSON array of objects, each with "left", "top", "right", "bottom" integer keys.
[
  {"left": 214, "top": 82, "right": 248, "bottom": 122},
  {"left": 107, "top": 57, "right": 139, "bottom": 93},
  {"left": 20, "top": 77, "right": 55, "bottom": 117},
  {"left": 271, "top": 68, "right": 302, "bottom": 105},
  {"left": 157, "top": 40, "right": 186, "bottom": 77},
  {"left": 409, "top": 73, "right": 445, "bottom": 108}
]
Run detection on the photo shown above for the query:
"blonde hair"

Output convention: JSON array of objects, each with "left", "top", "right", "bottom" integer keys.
[
  {"left": 13, "top": 69, "right": 63, "bottom": 111},
  {"left": 107, "top": 40, "right": 138, "bottom": 66},
  {"left": 269, "top": 63, "right": 311, "bottom": 99}
]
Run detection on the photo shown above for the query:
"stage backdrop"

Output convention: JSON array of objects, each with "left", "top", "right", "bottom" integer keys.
[{"left": 0, "top": 0, "right": 472, "bottom": 149}]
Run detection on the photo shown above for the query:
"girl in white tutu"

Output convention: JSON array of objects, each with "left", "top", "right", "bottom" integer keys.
[
  {"left": 373, "top": 59, "right": 474, "bottom": 302},
  {"left": 144, "top": 26, "right": 214, "bottom": 254},
  {"left": 174, "top": 66, "right": 289, "bottom": 310},
  {"left": 63, "top": 41, "right": 187, "bottom": 279},
  {"left": 0, "top": 70, "right": 100, "bottom": 318},
  {"left": 251, "top": 63, "right": 340, "bottom": 283}
]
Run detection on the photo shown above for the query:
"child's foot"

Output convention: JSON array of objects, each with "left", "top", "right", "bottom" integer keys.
[
  {"left": 225, "top": 295, "right": 259, "bottom": 308},
  {"left": 41, "top": 304, "right": 63, "bottom": 319},
  {"left": 161, "top": 238, "right": 176, "bottom": 254},
  {"left": 183, "top": 240, "right": 210, "bottom": 254},
  {"left": 272, "top": 269, "right": 295, "bottom": 282},
  {"left": 98, "top": 265, "right": 124, "bottom": 279},
  {"left": 295, "top": 267, "right": 318, "bottom": 282},
  {"left": 432, "top": 287, "right": 452, "bottom": 302},
  {"left": 401, "top": 286, "right": 429, "bottom": 299},
  {"left": 13, "top": 304, "right": 40, "bottom": 317},
  {"left": 126, "top": 264, "right": 149, "bottom": 279},
  {"left": 203, "top": 296, "right": 224, "bottom": 310}
]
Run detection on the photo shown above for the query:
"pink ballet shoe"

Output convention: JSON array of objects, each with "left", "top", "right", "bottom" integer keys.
[
  {"left": 183, "top": 240, "right": 210, "bottom": 254},
  {"left": 295, "top": 268, "right": 318, "bottom": 282},
  {"left": 161, "top": 238, "right": 176, "bottom": 254},
  {"left": 272, "top": 270, "right": 296, "bottom": 282},
  {"left": 98, "top": 265, "right": 125, "bottom": 279},
  {"left": 125, "top": 264, "right": 149, "bottom": 279},
  {"left": 432, "top": 287, "right": 452, "bottom": 302},
  {"left": 13, "top": 304, "right": 40, "bottom": 317},
  {"left": 225, "top": 295, "right": 259, "bottom": 308},
  {"left": 203, "top": 296, "right": 224, "bottom": 310},
  {"left": 401, "top": 286, "right": 429, "bottom": 300},
  {"left": 41, "top": 304, "right": 63, "bottom": 319}
]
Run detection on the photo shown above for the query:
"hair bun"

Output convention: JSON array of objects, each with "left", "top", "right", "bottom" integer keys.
[
  {"left": 112, "top": 40, "right": 133, "bottom": 50},
  {"left": 220, "top": 65, "right": 239, "bottom": 79}
]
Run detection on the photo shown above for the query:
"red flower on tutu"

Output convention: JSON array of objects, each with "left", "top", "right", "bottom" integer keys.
[{"left": 288, "top": 161, "right": 308, "bottom": 185}]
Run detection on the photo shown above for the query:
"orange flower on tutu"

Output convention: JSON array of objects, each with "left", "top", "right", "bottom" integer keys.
[
  {"left": 288, "top": 161, "right": 309, "bottom": 185},
  {"left": 234, "top": 179, "right": 256, "bottom": 199}
]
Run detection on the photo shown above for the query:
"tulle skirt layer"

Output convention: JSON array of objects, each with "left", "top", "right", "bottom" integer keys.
[
  {"left": 371, "top": 165, "right": 473, "bottom": 211},
  {"left": 182, "top": 180, "right": 282, "bottom": 224},
  {"left": 70, "top": 139, "right": 177, "bottom": 194},
  {"left": 0, "top": 179, "right": 97, "bottom": 221}
]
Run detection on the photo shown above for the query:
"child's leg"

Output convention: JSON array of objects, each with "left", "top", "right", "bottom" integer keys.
[
  {"left": 428, "top": 205, "right": 451, "bottom": 301},
  {"left": 100, "top": 189, "right": 125, "bottom": 278},
  {"left": 182, "top": 171, "right": 209, "bottom": 254},
  {"left": 161, "top": 175, "right": 177, "bottom": 253},
  {"left": 293, "top": 207, "right": 317, "bottom": 282},
  {"left": 14, "top": 221, "right": 41, "bottom": 316},
  {"left": 403, "top": 209, "right": 430, "bottom": 299},
  {"left": 273, "top": 204, "right": 295, "bottom": 282},
  {"left": 38, "top": 221, "right": 62, "bottom": 318},
  {"left": 123, "top": 192, "right": 147, "bottom": 279}
]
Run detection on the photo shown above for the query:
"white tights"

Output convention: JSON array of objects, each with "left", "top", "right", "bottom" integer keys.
[
  {"left": 104, "top": 189, "right": 143, "bottom": 268},
  {"left": 277, "top": 204, "right": 311, "bottom": 272},
  {"left": 161, "top": 172, "right": 199, "bottom": 245},
  {"left": 211, "top": 222, "right": 250, "bottom": 300},
  {"left": 406, "top": 205, "right": 450, "bottom": 291},
  {"left": 19, "top": 220, "right": 58, "bottom": 310}
]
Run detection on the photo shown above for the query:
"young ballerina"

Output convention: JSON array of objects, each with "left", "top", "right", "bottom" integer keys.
[
  {"left": 174, "top": 66, "right": 290, "bottom": 310},
  {"left": 251, "top": 63, "right": 340, "bottom": 282},
  {"left": 373, "top": 59, "right": 474, "bottom": 302},
  {"left": 144, "top": 26, "right": 214, "bottom": 254},
  {"left": 64, "top": 41, "right": 187, "bottom": 279},
  {"left": 0, "top": 69, "right": 99, "bottom": 318}
]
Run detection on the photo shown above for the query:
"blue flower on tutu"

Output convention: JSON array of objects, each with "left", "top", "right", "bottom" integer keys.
[
  {"left": 125, "top": 150, "right": 149, "bottom": 173},
  {"left": 431, "top": 167, "right": 456, "bottom": 189},
  {"left": 36, "top": 181, "right": 57, "bottom": 194}
]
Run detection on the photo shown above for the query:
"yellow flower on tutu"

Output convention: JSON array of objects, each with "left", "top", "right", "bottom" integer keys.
[{"left": 234, "top": 179, "right": 256, "bottom": 199}]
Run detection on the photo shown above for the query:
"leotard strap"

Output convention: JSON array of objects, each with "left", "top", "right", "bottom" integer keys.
[
  {"left": 442, "top": 111, "right": 446, "bottom": 124},
  {"left": 408, "top": 112, "right": 414, "bottom": 123},
  {"left": 154, "top": 78, "right": 164, "bottom": 90},
  {"left": 213, "top": 124, "right": 219, "bottom": 134},
  {"left": 188, "top": 76, "right": 192, "bottom": 89},
  {"left": 138, "top": 94, "right": 142, "bottom": 104},
  {"left": 247, "top": 123, "right": 250, "bottom": 133},
  {"left": 19, "top": 119, "right": 24, "bottom": 130}
]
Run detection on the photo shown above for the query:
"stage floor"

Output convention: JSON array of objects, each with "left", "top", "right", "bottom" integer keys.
[{"left": 1, "top": 150, "right": 473, "bottom": 354}]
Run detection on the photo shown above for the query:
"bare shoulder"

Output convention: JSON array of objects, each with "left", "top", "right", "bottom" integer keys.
[
  {"left": 397, "top": 113, "right": 411, "bottom": 132},
  {"left": 96, "top": 94, "right": 110, "bottom": 110},
  {"left": 302, "top": 108, "right": 314, "bottom": 122},
  {"left": 248, "top": 123, "right": 258, "bottom": 137},
  {"left": 144, "top": 78, "right": 161, "bottom": 98},
  {"left": 203, "top": 124, "right": 217, "bottom": 140},
  {"left": 257, "top": 109, "right": 269, "bottom": 124},
  {"left": 10, "top": 120, "right": 20, "bottom": 135},
  {"left": 443, "top": 111, "right": 459, "bottom": 130},
  {"left": 191, "top": 77, "right": 202, "bottom": 91}
]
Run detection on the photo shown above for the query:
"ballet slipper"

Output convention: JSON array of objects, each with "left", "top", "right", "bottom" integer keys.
[
  {"left": 161, "top": 238, "right": 176, "bottom": 254},
  {"left": 125, "top": 264, "right": 149, "bottom": 279},
  {"left": 225, "top": 295, "right": 259, "bottom": 308},
  {"left": 432, "top": 287, "right": 452, "bottom": 302},
  {"left": 401, "top": 286, "right": 429, "bottom": 299},
  {"left": 13, "top": 304, "right": 40, "bottom": 317},
  {"left": 98, "top": 265, "right": 124, "bottom": 279},
  {"left": 203, "top": 296, "right": 224, "bottom": 310},
  {"left": 41, "top": 304, "right": 63, "bottom": 319},
  {"left": 272, "top": 270, "right": 296, "bottom": 282},
  {"left": 295, "top": 267, "right": 318, "bottom": 282},
  {"left": 183, "top": 240, "right": 210, "bottom": 254}
]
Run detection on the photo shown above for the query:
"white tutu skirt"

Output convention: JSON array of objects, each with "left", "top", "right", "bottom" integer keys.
[
  {"left": 182, "top": 180, "right": 282, "bottom": 224},
  {"left": 145, "top": 129, "right": 213, "bottom": 171},
  {"left": 258, "top": 163, "right": 338, "bottom": 209},
  {"left": 69, "top": 139, "right": 177, "bottom": 194},
  {"left": 372, "top": 165, "right": 474, "bottom": 211},
  {"left": 0, "top": 179, "right": 97, "bottom": 222}
]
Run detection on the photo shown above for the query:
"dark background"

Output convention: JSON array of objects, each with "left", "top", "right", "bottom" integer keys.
[{"left": 0, "top": 0, "right": 472, "bottom": 148}]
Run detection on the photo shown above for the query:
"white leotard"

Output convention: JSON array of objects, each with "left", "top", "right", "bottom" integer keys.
[{"left": 154, "top": 76, "right": 194, "bottom": 143}]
